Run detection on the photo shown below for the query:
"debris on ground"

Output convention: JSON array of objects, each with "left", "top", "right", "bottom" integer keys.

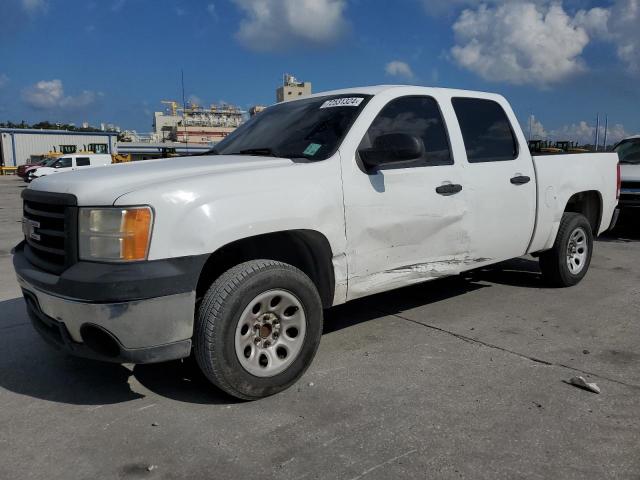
[
  {"left": 151, "top": 422, "right": 159, "bottom": 427},
  {"left": 583, "top": 349, "right": 590, "bottom": 355},
  {"left": 569, "top": 376, "right": 601, "bottom": 394},
  {"left": 147, "top": 465, "right": 157, "bottom": 472}
]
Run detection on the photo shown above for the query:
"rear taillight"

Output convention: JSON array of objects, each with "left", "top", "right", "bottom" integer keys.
[{"left": 616, "top": 162, "right": 621, "bottom": 200}]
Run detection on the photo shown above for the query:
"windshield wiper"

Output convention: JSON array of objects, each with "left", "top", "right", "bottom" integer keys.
[{"left": 235, "top": 147, "right": 279, "bottom": 157}]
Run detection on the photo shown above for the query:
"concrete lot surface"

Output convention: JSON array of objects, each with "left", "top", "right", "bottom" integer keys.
[{"left": 1, "top": 175, "right": 639, "bottom": 479}]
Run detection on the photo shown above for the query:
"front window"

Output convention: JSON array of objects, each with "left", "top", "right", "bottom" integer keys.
[
  {"left": 212, "top": 94, "right": 372, "bottom": 161},
  {"left": 360, "top": 96, "right": 452, "bottom": 168},
  {"left": 615, "top": 139, "right": 640, "bottom": 165},
  {"left": 42, "top": 158, "right": 59, "bottom": 167},
  {"left": 54, "top": 157, "right": 72, "bottom": 168}
]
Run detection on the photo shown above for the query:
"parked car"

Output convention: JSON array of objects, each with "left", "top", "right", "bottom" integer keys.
[
  {"left": 13, "top": 85, "right": 619, "bottom": 400},
  {"left": 17, "top": 158, "right": 48, "bottom": 178},
  {"left": 613, "top": 135, "right": 640, "bottom": 209},
  {"left": 19, "top": 157, "right": 58, "bottom": 179},
  {"left": 27, "top": 154, "right": 112, "bottom": 182}
]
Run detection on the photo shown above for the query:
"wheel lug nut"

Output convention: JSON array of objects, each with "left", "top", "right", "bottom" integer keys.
[
  {"left": 273, "top": 332, "right": 279, "bottom": 339},
  {"left": 254, "top": 338, "right": 261, "bottom": 345},
  {"left": 264, "top": 340, "right": 271, "bottom": 348}
]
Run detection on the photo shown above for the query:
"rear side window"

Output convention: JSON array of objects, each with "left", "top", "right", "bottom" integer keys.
[
  {"left": 361, "top": 96, "right": 452, "bottom": 167},
  {"left": 452, "top": 98, "right": 518, "bottom": 163},
  {"left": 76, "top": 157, "right": 90, "bottom": 167}
]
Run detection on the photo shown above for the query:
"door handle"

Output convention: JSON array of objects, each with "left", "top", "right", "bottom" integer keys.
[
  {"left": 435, "top": 184, "right": 463, "bottom": 196},
  {"left": 510, "top": 175, "right": 531, "bottom": 185}
]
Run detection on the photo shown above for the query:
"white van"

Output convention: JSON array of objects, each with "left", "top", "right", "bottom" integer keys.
[{"left": 28, "top": 154, "right": 112, "bottom": 182}]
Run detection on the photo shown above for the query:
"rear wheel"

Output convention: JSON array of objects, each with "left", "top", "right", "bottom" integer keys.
[
  {"left": 539, "top": 212, "right": 593, "bottom": 287},
  {"left": 194, "top": 260, "right": 323, "bottom": 400}
]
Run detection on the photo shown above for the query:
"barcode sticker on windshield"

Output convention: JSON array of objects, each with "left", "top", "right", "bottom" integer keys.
[{"left": 320, "top": 97, "right": 364, "bottom": 109}]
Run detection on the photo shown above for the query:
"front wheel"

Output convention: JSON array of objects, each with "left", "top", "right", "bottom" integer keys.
[
  {"left": 194, "top": 260, "right": 323, "bottom": 400},
  {"left": 539, "top": 212, "right": 593, "bottom": 287}
]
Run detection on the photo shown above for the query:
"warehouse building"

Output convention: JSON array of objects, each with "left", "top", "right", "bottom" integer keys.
[{"left": 0, "top": 129, "right": 119, "bottom": 167}]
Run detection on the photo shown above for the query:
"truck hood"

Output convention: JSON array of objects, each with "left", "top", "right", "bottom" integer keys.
[
  {"left": 32, "top": 167, "right": 58, "bottom": 176},
  {"left": 28, "top": 155, "right": 294, "bottom": 205},
  {"left": 620, "top": 164, "right": 640, "bottom": 182}
]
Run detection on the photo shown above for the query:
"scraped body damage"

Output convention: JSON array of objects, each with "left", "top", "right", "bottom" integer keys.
[{"left": 342, "top": 165, "right": 472, "bottom": 300}]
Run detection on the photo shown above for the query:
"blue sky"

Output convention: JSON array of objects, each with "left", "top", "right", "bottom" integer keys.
[{"left": 0, "top": 0, "right": 638, "bottom": 143}]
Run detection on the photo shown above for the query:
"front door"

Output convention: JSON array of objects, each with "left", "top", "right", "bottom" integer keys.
[{"left": 342, "top": 95, "right": 471, "bottom": 300}]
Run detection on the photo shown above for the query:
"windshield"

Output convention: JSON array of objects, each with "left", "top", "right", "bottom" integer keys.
[
  {"left": 212, "top": 94, "right": 372, "bottom": 161},
  {"left": 614, "top": 139, "right": 640, "bottom": 165},
  {"left": 42, "top": 158, "right": 59, "bottom": 167}
]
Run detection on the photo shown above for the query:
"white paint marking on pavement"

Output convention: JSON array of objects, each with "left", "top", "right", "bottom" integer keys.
[{"left": 349, "top": 448, "right": 418, "bottom": 480}]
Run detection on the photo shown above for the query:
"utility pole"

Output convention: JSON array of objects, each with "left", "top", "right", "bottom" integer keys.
[
  {"left": 602, "top": 115, "right": 608, "bottom": 151},
  {"left": 181, "top": 69, "right": 189, "bottom": 155},
  {"left": 594, "top": 114, "right": 600, "bottom": 152}
]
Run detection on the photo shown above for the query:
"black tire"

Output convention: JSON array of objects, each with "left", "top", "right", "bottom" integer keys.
[
  {"left": 194, "top": 260, "right": 323, "bottom": 400},
  {"left": 539, "top": 212, "right": 593, "bottom": 287}
]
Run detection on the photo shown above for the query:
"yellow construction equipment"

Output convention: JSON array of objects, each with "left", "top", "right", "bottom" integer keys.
[{"left": 161, "top": 100, "right": 179, "bottom": 116}]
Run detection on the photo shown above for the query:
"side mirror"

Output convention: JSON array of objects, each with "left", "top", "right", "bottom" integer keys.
[{"left": 359, "top": 133, "right": 424, "bottom": 169}]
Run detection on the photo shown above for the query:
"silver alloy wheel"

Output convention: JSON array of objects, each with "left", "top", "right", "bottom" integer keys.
[
  {"left": 234, "top": 289, "right": 307, "bottom": 377},
  {"left": 566, "top": 227, "right": 588, "bottom": 275}
]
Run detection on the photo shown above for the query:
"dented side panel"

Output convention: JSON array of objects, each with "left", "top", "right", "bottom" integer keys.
[{"left": 337, "top": 89, "right": 473, "bottom": 300}]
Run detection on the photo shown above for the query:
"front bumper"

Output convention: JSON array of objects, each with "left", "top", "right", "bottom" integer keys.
[{"left": 14, "top": 243, "right": 207, "bottom": 364}]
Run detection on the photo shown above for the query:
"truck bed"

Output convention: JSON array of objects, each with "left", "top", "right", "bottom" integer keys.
[{"left": 528, "top": 153, "right": 619, "bottom": 253}]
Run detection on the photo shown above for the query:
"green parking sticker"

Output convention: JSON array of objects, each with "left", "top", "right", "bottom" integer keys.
[{"left": 303, "top": 143, "right": 322, "bottom": 156}]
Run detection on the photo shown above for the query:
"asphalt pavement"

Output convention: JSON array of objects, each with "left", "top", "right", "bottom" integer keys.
[{"left": 1, "top": 175, "right": 639, "bottom": 479}]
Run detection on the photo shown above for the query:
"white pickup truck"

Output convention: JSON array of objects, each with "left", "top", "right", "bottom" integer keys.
[{"left": 14, "top": 86, "right": 619, "bottom": 400}]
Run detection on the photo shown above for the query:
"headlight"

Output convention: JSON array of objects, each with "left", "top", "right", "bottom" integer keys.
[{"left": 79, "top": 207, "right": 153, "bottom": 262}]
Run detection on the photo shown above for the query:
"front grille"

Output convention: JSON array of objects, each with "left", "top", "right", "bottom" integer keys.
[
  {"left": 621, "top": 181, "right": 640, "bottom": 191},
  {"left": 21, "top": 190, "right": 78, "bottom": 274}
]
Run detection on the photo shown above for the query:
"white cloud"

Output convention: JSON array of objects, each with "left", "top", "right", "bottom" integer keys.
[
  {"left": 21, "top": 0, "right": 47, "bottom": 14},
  {"left": 233, "top": 0, "right": 348, "bottom": 51},
  {"left": 111, "top": 0, "right": 126, "bottom": 12},
  {"left": 529, "top": 116, "right": 631, "bottom": 145},
  {"left": 551, "top": 121, "right": 630, "bottom": 145},
  {"left": 22, "top": 79, "right": 99, "bottom": 110},
  {"left": 604, "top": 0, "right": 640, "bottom": 74},
  {"left": 385, "top": 60, "right": 414, "bottom": 80},
  {"left": 450, "top": 3, "right": 600, "bottom": 87},
  {"left": 573, "top": 7, "right": 610, "bottom": 38},
  {"left": 187, "top": 94, "right": 203, "bottom": 106},
  {"left": 0, "top": 73, "right": 8, "bottom": 88},
  {"left": 526, "top": 114, "right": 547, "bottom": 140},
  {"left": 206, "top": 3, "right": 217, "bottom": 18}
]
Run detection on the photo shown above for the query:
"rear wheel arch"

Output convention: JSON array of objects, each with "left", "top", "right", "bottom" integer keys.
[
  {"left": 196, "top": 230, "right": 336, "bottom": 308},
  {"left": 563, "top": 190, "right": 602, "bottom": 234}
]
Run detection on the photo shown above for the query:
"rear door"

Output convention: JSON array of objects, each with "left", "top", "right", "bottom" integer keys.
[
  {"left": 342, "top": 95, "right": 471, "bottom": 299},
  {"left": 451, "top": 97, "right": 537, "bottom": 262}
]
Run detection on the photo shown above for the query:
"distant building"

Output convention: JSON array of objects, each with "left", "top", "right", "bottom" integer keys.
[
  {"left": 249, "top": 105, "right": 267, "bottom": 116},
  {"left": 153, "top": 101, "right": 246, "bottom": 145},
  {"left": 276, "top": 74, "right": 312, "bottom": 103},
  {"left": 0, "top": 128, "right": 118, "bottom": 167}
]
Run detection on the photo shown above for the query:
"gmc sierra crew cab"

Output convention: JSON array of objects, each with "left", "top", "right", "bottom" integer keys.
[{"left": 13, "top": 86, "right": 620, "bottom": 400}]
